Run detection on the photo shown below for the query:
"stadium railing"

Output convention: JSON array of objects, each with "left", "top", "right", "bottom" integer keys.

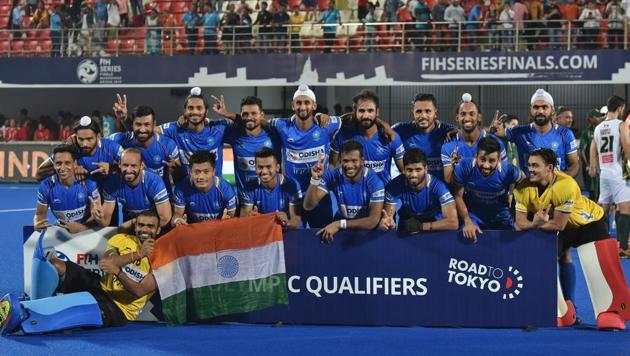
[{"left": 0, "top": 19, "right": 627, "bottom": 57}]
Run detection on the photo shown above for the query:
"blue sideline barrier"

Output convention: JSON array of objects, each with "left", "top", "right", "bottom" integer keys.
[{"left": 24, "top": 227, "right": 557, "bottom": 328}]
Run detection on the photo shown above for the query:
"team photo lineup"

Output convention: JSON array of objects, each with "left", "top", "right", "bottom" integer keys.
[{"left": 2, "top": 82, "right": 630, "bottom": 336}]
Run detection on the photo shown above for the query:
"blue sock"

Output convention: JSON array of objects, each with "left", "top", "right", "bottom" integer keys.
[{"left": 559, "top": 262, "right": 576, "bottom": 301}]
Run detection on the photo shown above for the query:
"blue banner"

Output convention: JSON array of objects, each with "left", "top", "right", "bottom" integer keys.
[
  {"left": 1, "top": 50, "right": 628, "bottom": 87},
  {"left": 230, "top": 229, "right": 557, "bottom": 327},
  {"left": 22, "top": 227, "right": 557, "bottom": 327}
]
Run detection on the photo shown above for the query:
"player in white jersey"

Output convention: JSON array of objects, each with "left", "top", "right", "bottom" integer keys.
[{"left": 589, "top": 95, "right": 630, "bottom": 257}]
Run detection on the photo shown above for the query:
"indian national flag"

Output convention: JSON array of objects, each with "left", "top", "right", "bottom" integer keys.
[{"left": 150, "top": 213, "right": 288, "bottom": 325}]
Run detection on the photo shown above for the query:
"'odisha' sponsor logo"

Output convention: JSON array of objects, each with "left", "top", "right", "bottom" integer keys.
[
  {"left": 446, "top": 258, "right": 524, "bottom": 299},
  {"left": 287, "top": 146, "right": 325, "bottom": 163},
  {"left": 364, "top": 160, "right": 386, "bottom": 171}
]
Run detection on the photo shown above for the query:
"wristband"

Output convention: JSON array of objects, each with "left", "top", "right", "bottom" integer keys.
[
  {"left": 339, "top": 219, "right": 347, "bottom": 230},
  {"left": 310, "top": 177, "right": 321, "bottom": 186}
]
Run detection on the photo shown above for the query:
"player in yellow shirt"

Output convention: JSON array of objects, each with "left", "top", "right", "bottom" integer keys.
[
  {"left": 514, "top": 148, "right": 630, "bottom": 330},
  {"left": 0, "top": 211, "right": 159, "bottom": 334}
]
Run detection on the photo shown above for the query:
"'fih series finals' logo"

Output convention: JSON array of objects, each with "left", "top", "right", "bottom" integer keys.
[{"left": 447, "top": 258, "right": 524, "bottom": 300}]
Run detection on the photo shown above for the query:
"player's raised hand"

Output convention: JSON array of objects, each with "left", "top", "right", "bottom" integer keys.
[
  {"left": 162, "top": 157, "right": 180, "bottom": 170},
  {"left": 379, "top": 209, "right": 396, "bottom": 231},
  {"left": 450, "top": 145, "right": 462, "bottom": 166},
  {"left": 113, "top": 94, "right": 128, "bottom": 121},
  {"left": 74, "top": 165, "right": 89, "bottom": 183},
  {"left": 90, "top": 198, "right": 103, "bottom": 221},
  {"left": 211, "top": 95, "right": 228, "bottom": 117},
  {"left": 221, "top": 208, "right": 231, "bottom": 220},
  {"left": 311, "top": 154, "right": 325, "bottom": 180},
  {"left": 99, "top": 255, "right": 119, "bottom": 275},
  {"left": 91, "top": 162, "right": 110, "bottom": 175},
  {"left": 249, "top": 205, "right": 260, "bottom": 216}
]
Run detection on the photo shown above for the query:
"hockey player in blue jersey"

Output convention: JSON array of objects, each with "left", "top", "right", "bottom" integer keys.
[
  {"left": 101, "top": 148, "right": 172, "bottom": 230},
  {"left": 34, "top": 144, "right": 102, "bottom": 234},
  {"left": 240, "top": 147, "right": 303, "bottom": 229},
  {"left": 453, "top": 137, "right": 524, "bottom": 242},
  {"left": 109, "top": 105, "right": 182, "bottom": 192},
  {"left": 157, "top": 87, "right": 229, "bottom": 176},
  {"left": 393, "top": 93, "right": 456, "bottom": 180},
  {"left": 304, "top": 140, "right": 385, "bottom": 242},
  {"left": 171, "top": 150, "right": 237, "bottom": 226},
  {"left": 379, "top": 148, "right": 458, "bottom": 234},
  {"left": 330, "top": 90, "right": 405, "bottom": 184},
  {"left": 36, "top": 116, "right": 123, "bottom": 187},
  {"left": 441, "top": 93, "right": 507, "bottom": 185},
  {"left": 491, "top": 88, "right": 579, "bottom": 177}
]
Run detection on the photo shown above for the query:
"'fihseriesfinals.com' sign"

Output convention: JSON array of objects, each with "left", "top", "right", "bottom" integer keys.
[{"left": 0, "top": 50, "right": 628, "bottom": 87}]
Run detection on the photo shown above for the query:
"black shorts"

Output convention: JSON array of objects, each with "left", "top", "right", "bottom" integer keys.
[
  {"left": 57, "top": 261, "right": 128, "bottom": 328},
  {"left": 558, "top": 217, "right": 610, "bottom": 256}
]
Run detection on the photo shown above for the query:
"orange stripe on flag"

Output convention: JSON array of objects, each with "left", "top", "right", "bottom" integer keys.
[{"left": 150, "top": 213, "right": 283, "bottom": 270}]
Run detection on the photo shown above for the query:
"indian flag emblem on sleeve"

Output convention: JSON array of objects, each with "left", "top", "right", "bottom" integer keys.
[{"left": 150, "top": 213, "right": 288, "bottom": 325}]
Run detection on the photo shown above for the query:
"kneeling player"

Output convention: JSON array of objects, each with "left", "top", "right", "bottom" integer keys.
[
  {"left": 514, "top": 148, "right": 630, "bottom": 330},
  {"left": 380, "top": 148, "right": 458, "bottom": 234},
  {"left": 171, "top": 150, "right": 237, "bottom": 226},
  {"left": 34, "top": 144, "right": 102, "bottom": 234},
  {"left": 240, "top": 147, "right": 303, "bottom": 229},
  {"left": 453, "top": 137, "right": 524, "bottom": 242},
  {"left": 0, "top": 211, "right": 159, "bottom": 334},
  {"left": 303, "top": 140, "right": 384, "bottom": 242}
]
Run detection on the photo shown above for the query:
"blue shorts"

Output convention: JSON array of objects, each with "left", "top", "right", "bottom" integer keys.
[{"left": 467, "top": 210, "right": 514, "bottom": 230}]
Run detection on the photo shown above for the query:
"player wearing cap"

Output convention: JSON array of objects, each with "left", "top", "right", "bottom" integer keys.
[
  {"left": 514, "top": 148, "right": 630, "bottom": 330},
  {"left": 441, "top": 93, "right": 507, "bottom": 185},
  {"left": 304, "top": 140, "right": 385, "bottom": 242},
  {"left": 492, "top": 89, "right": 579, "bottom": 177},
  {"left": 589, "top": 96, "right": 630, "bottom": 258},
  {"left": 330, "top": 90, "right": 405, "bottom": 184},
  {"left": 393, "top": 93, "right": 456, "bottom": 180}
]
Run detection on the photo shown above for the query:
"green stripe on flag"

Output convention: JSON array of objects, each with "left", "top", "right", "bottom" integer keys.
[{"left": 161, "top": 273, "right": 288, "bottom": 325}]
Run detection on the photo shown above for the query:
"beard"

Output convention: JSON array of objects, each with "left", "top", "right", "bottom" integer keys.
[{"left": 533, "top": 114, "right": 551, "bottom": 127}]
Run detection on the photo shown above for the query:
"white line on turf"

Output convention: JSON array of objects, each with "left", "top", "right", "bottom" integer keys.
[{"left": 0, "top": 208, "right": 36, "bottom": 213}]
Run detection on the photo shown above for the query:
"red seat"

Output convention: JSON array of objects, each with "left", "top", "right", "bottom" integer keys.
[
  {"left": 36, "top": 29, "right": 50, "bottom": 40},
  {"left": 106, "top": 39, "right": 119, "bottom": 54},
  {"left": 349, "top": 35, "right": 365, "bottom": 51},
  {"left": 0, "top": 16, "right": 9, "bottom": 29},
  {"left": 0, "top": 5, "right": 10, "bottom": 12},
  {"left": 0, "top": 40, "right": 8, "bottom": 56},
  {"left": 317, "top": 0, "right": 329, "bottom": 11},
  {"left": 0, "top": 31, "right": 9, "bottom": 41},
  {"left": 133, "top": 38, "right": 145, "bottom": 54},
  {"left": 10, "top": 39, "right": 23, "bottom": 56},
  {"left": 333, "top": 35, "right": 348, "bottom": 52},
  {"left": 25, "top": 30, "right": 37, "bottom": 39},
  {"left": 157, "top": 1, "right": 171, "bottom": 12},
  {"left": 119, "top": 38, "right": 135, "bottom": 55},
  {"left": 170, "top": 1, "right": 186, "bottom": 13},
  {"left": 24, "top": 39, "right": 38, "bottom": 56},
  {"left": 39, "top": 39, "right": 52, "bottom": 56},
  {"left": 132, "top": 28, "right": 146, "bottom": 39},
  {"left": 301, "top": 37, "right": 317, "bottom": 52}
]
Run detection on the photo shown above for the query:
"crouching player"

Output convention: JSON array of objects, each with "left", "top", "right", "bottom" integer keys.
[
  {"left": 379, "top": 148, "right": 458, "bottom": 234},
  {"left": 303, "top": 140, "right": 384, "bottom": 242},
  {"left": 0, "top": 211, "right": 159, "bottom": 335},
  {"left": 240, "top": 147, "right": 303, "bottom": 229},
  {"left": 514, "top": 148, "right": 630, "bottom": 330}
]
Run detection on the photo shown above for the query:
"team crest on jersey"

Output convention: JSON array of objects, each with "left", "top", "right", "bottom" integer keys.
[
  {"left": 213, "top": 201, "right": 220, "bottom": 209},
  {"left": 153, "top": 155, "right": 162, "bottom": 164},
  {"left": 207, "top": 137, "right": 215, "bottom": 145},
  {"left": 312, "top": 131, "right": 321, "bottom": 141},
  {"left": 264, "top": 139, "right": 272, "bottom": 147},
  {"left": 77, "top": 192, "right": 85, "bottom": 201},
  {"left": 551, "top": 141, "right": 560, "bottom": 151}
]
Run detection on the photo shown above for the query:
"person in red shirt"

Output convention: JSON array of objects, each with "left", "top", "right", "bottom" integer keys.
[
  {"left": 6, "top": 119, "right": 21, "bottom": 141},
  {"left": 33, "top": 122, "right": 52, "bottom": 141},
  {"left": 59, "top": 124, "right": 73, "bottom": 141},
  {"left": 560, "top": 0, "right": 580, "bottom": 48}
]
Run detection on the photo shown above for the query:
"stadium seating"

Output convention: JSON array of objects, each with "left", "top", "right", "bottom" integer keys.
[
  {"left": 39, "top": 39, "right": 52, "bottom": 56},
  {"left": 0, "top": 40, "right": 9, "bottom": 56},
  {"left": 24, "top": 39, "right": 38, "bottom": 56},
  {"left": 10, "top": 40, "right": 24, "bottom": 56},
  {"left": 0, "top": 15, "right": 9, "bottom": 29}
]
